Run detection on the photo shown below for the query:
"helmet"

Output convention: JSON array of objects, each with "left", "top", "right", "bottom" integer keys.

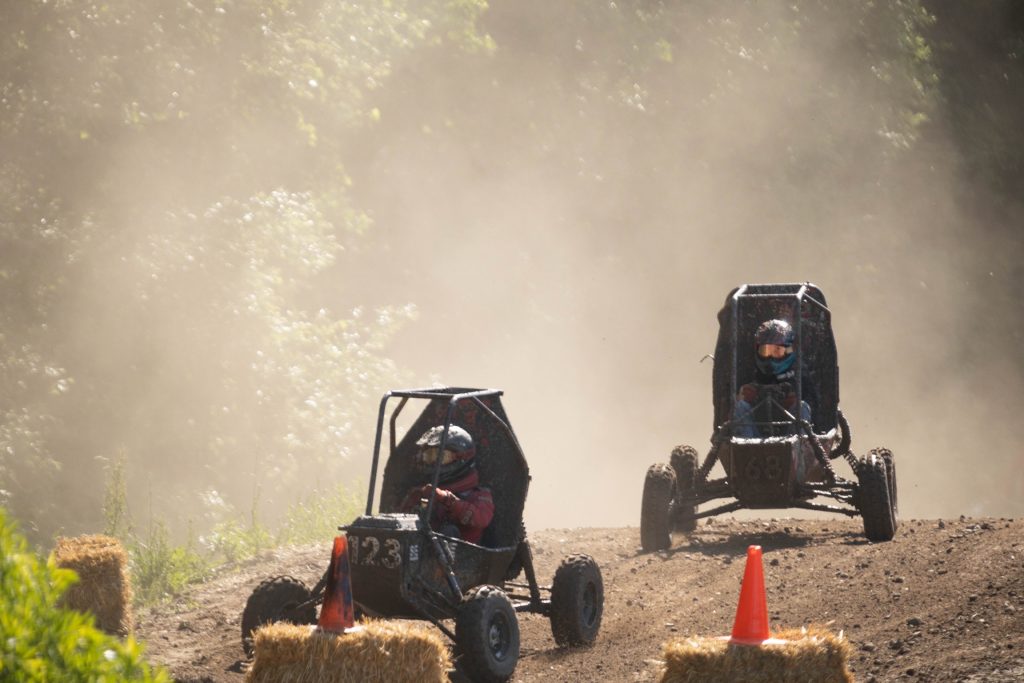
[
  {"left": 414, "top": 425, "right": 476, "bottom": 483},
  {"left": 754, "top": 319, "right": 796, "bottom": 376}
]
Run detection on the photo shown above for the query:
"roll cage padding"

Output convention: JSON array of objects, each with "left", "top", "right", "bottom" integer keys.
[
  {"left": 712, "top": 283, "right": 839, "bottom": 434},
  {"left": 378, "top": 391, "right": 529, "bottom": 549}
]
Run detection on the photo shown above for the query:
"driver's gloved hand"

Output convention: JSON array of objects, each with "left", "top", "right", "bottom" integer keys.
[
  {"left": 415, "top": 484, "right": 458, "bottom": 508},
  {"left": 434, "top": 488, "right": 459, "bottom": 509}
]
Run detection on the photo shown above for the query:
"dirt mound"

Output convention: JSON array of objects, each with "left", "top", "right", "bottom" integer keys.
[{"left": 136, "top": 517, "right": 1024, "bottom": 682}]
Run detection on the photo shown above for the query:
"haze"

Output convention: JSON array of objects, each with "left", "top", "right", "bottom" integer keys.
[{"left": 4, "top": 1, "right": 1021, "bottom": 540}]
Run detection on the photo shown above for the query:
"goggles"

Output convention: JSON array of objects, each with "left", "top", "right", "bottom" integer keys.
[
  {"left": 418, "top": 446, "right": 457, "bottom": 466},
  {"left": 757, "top": 343, "right": 793, "bottom": 359}
]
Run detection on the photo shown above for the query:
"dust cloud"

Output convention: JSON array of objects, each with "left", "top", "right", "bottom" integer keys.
[
  {"left": 9, "top": 2, "right": 1021, "bottom": 540},
  {"left": 342, "top": 3, "right": 1024, "bottom": 530}
]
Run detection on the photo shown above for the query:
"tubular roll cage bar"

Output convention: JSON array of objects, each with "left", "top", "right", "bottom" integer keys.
[{"left": 728, "top": 283, "right": 830, "bottom": 435}]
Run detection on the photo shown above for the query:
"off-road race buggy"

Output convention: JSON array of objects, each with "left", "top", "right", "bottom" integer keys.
[
  {"left": 241, "top": 387, "right": 604, "bottom": 682},
  {"left": 640, "top": 283, "right": 898, "bottom": 552}
]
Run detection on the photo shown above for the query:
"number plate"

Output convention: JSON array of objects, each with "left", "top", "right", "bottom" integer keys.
[{"left": 348, "top": 535, "right": 403, "bottom": 569}]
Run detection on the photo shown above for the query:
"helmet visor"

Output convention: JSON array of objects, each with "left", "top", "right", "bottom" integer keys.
[
  {"left": 757, "top": 343, "right": 792, "bottom": 360},
  {"left": 418, "top": 446, "right": 457, "bottom": 467}
]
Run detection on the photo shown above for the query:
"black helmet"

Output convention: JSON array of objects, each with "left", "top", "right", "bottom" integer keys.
[
  {"left": 754, "top": 319, "right": 796, "bottom": 376},
  {"left": 415, "top": 425, "right": 476, "bottom": 483}
]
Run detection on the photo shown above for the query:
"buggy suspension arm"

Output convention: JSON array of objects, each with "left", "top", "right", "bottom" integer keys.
[
  {"left": 698, "top": 429, "right": 726, "bottom": 483},
  {"left": 832, "top": 409, "right": 851, "bottom": 459},
  {"left": 790, "top": 500, "right": 860, "bottom": 516},
  {"left": 405, "top": 581, "right": 458, "bottom": 641},
  {"left": 428, "top": 530, "right": 464, "bottom": 601},
  {"left": 517, "top": 539, "right": 544, "bottom": 609},
  {"left": 797, "top": 419, "right": 838, "bottom": 485}
]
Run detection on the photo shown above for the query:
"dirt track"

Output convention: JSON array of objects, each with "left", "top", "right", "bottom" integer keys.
[{"left": 137, "top": 517, "right": 1024, "bottom": 682}]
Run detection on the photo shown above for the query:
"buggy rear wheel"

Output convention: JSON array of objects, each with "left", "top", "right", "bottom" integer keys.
[
  {"left": 455, "top": 585, "right": 520, "bottom": 683},
  {"left": 856, "top": 452, "right": 897, "bottom": 542},
  {"left": 549, "top": 554, "right": 603, "bottom": 647},
  {"left": 240, "top": 575, "right": 317, "bottom": 656},
  {"left": 640, "top": 463, "right": 675, "bottom": 552},
  {"left": 669, "top": 445, "right": 699, "bottom": 533}
]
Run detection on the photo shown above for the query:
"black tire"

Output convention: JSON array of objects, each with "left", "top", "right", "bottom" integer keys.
[
  {"left": 640, "top": 463, "right": 675, "bottom": 552},
  {"left": 856, "top": 453, "right": 897, "bottom": 542},
  {"left": 669, "top": 445, "right": 699, "bottom": 533},
  {"left": 455, "top": 585, "right": 520, "bottom": 683},
  {"left": 240, "top": 575, "right": 317, "bottom": 656},
  {"left": 549, "top": 554, "right": 603, "bottom": 647},
  {"left": 874, "top": 447, "right": 899, "bottom": 531}
]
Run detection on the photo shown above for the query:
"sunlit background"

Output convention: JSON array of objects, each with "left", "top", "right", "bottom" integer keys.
[{"left": 2, "top": 1, "right": 1021, "bottom": 544}]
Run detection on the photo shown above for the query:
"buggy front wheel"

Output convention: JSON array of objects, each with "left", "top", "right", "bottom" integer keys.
[
  {"left": 669, "top": 445, "right": 699, "bottom": 533},
  {"left": 875, "top": 447, "right": 898, "bottom": 527},
  {"left": 455, "top": 585, "right": 520, "bottom": 683},
  {"left": 240, "top": 575, "right": 317, "bottom": 656},
  {"left": 856, "top": 452, "right": 897, "bottom": 542},
  {"left": 640, "top": 463, "right": 675, "bottom": 552},
  {"left": 549, "top": 554, "right": 603, "bottom": 647}
]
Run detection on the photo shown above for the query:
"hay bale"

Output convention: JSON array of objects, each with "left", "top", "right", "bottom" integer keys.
[
  {"left": 658, "top": 626, "right": 854, "bottom": 683},
  {"left": 53, "top": 534, "right": 133, "bottom": 636},
  {"left": 247, "top": 621, "right": 452, "bottom": 683}
]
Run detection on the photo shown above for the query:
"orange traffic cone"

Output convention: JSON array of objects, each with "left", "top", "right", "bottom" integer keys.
[
  {"left": 729, "top": 545, "right": 774, "bottom": 646},
  {"left": 317, "top": 535, "right": 356, "bottom": 633}
]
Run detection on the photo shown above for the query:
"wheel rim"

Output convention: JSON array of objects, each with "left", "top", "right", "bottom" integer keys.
[
  {"left": 581, "top": 582, "right": 598, "bottom": 627},
  {"left": 488, "top": 612, "right": 511, "bottom": 661}
]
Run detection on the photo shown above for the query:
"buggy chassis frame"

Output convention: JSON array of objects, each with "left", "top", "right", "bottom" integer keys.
[
  {"left": 689, "top": 284, "right": 864, "bottom": 519},
  {"left": 338, "top": 388, "right": 554, "bottom": 640}
]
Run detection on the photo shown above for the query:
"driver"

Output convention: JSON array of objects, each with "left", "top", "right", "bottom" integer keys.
[
  {"left": 400, "top": 425, "right": 494, "bottom": 543},
  {"left": 734, "top": 319, "right": 816, "bottom": 437}
]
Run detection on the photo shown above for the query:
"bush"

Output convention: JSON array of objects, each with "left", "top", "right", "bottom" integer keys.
[
  {"left": 280, "top": 483, "right": 364, "bottom": 546},
  {"left": 0, "top": 508, "right": 169, "bottom": 682},
  {"left": 129, "top": 520, "right": 212, "bottom": 606}
]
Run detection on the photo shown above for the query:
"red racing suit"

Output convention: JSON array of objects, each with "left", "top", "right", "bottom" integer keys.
[{"left": 400, "top": 469, "right": 495, "bottom": 544}]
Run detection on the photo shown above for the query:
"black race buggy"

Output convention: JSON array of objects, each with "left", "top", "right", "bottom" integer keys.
[
  {"left": 640, "top": 283, "right": 898, "bottom": 551},
  {"left": 241, "top": 387, "right": 603, "bottom": 683}
]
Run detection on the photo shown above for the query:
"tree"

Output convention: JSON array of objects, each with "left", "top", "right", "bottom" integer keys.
[{"left": 0, "top": 0, "right": 488, "bottom": 539}]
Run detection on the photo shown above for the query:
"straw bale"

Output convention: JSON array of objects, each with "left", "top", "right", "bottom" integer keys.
[
  {"left": 247, "top": 620, "right": 452, "bottom": 683},
  {"left": 53, "top": 534, "right": 133, "bottom": 636},
  {"left": 658, "top": 626, "right": 854, "bottom": 683}
]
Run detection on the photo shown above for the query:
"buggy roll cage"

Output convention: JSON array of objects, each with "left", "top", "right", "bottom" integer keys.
[
  {"left": 364, "top": 387, "right": 526, "bottom": 525},
  {"left": 716, "top": 282, "right": 835, "bottom": 438}
]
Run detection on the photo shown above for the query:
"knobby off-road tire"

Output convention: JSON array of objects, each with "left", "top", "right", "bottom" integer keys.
[
  {"left": 455, "top": 585, "right": 520, "bottom": 683},
  {"left": 669, "top": 445, "right": 699, "bottom": 533},
  {"left": 549, "top": 554, "right": 603, "bottom": 647},
  {"left": 640, "top": 463, "right": 675, "bottom": 552},
  {"left": 874, "top": 447, "right": 899, "bottom": 532},
  {"left": 240, "top": 575, "right": 317, "bottom": 656},
  {"left": 857, "top": 452, "right": 897, "bottom": 542}
]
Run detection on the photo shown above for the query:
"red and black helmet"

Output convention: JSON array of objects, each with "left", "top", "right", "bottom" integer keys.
[{"left": 415, "top": 425, "right": 476, "bottom": 483}]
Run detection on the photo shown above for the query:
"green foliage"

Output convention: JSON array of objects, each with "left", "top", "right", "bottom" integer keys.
[
  {"left": 279, "top": 483, "right": 364, "bottom": 546},
  {"left": 102, "top": 460, "right": 360, "bottom": 604},
  {"left": 0, "top": 508, "right": 169, "bottom": 682},
  {"left": 0, "top": 0, "right": 478, "bottom": 539},
  {"left": 129, "top": 520, "right": 212, "bottom": 606},
  {"left": 102, "top": 453, "right": 132, "bottom": 539},
  {"left": 206, "top": 490, "right": 275, "bottom": 565}
]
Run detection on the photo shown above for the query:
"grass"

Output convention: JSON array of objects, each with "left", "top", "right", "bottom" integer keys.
[{"left": 101, "top": 456, "right": 363, "bottom": 606}]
